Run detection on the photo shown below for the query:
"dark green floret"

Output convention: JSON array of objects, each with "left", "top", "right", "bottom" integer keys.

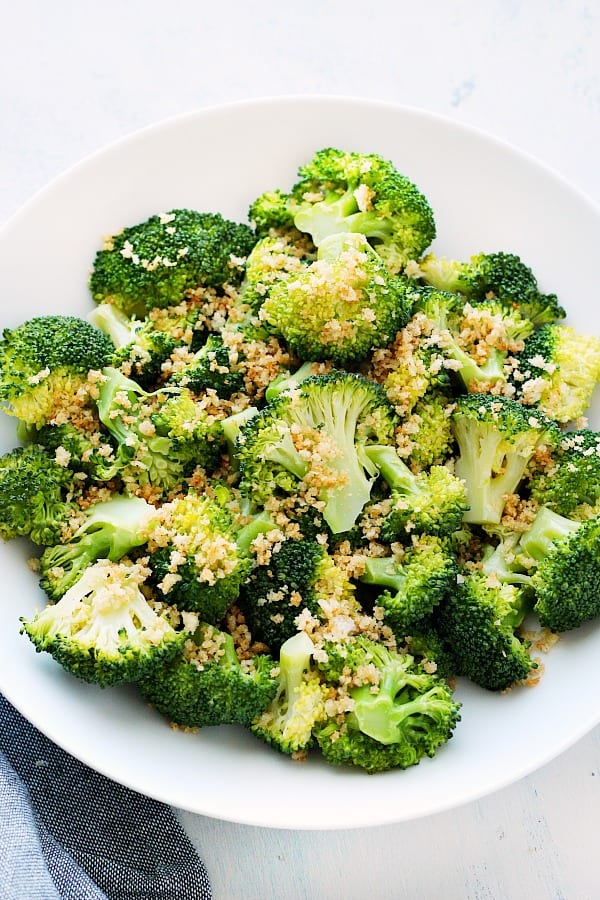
[
  {"left": 419, "top": 251, "right": 565, "bottom": 326},
  {"left": 289, "top": 148, "right": 436, "bottom": 273},
  {"left": 314, "top": 636, "right": 460, "bottom": 773},
  {"left": 527, "top": 430, "right": 600, "bottom": 518},
  {"left": 39, "top": 494, "right": 157, "bottom": 602},
  {"left": 89, "top": 209, "right": 256, "bottom": 318},
  {"left": 0, "top": 444, "right": 79, "bottom": 546},
  {"left": 22, "top": 558, "right": 184, "bottom": 688},
  {"left": 236, "top": 371, "right": 398, "bottom": 534},
  {"left": 28, "top": 422, "right": 118, "bottom": 482},
  {"left": 0, "top": 315, "right": 113, "bottom": 426},
  {"left": 138, "top": 624, "right": 278, "bottom": 728},
  {"left": 170, "top": 333, "right": 245, "bottom": 399}
]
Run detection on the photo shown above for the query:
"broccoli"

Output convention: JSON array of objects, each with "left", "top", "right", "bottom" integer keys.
[
  {"left": 147, "top": 492, "right": 250, "bottom": 623},
  {"left": 452, "top": 393, "right": 557, "bottom": 526},
  {"left": 512, "top": 324, "right": 600, "bottom": 423},
  {"left": 518, "top": 506, "right": 600, "bottom": 632},
  {"left": 314, "top": 636, "right": 460, "bottom": 773},
  {"left": 39, "top": 494, "right": 157, "bottom": 601},
  {"left": 89, "top": 209, "right": 256, "bottom": 318},
  {"left": 358, "top": 536, "right": 458, "bottom": 633},
  {"left": 0, "top": 315, "right": 113, "bottom": 427},
  {"left": 21, "top": 558, "right": 184, "bottom": 687},
  {"left": 366, "top": 444, "right": 467, "bottom": 540},
  {"left": 240, "top": 537, "right": 354, "bottom": 650},
  {"left": 138, "top": 623, "right": 278, "bottom": 728},
  {"left": 394, "top": 389, "right": 456, "bottom": 471},
  {"left": 435, "top": 572, "right": 536, "bottom": 691},
  {"left": 248, "top": 190, "right": 296, "bottom": 237},
  {"left": 169, "top": 333, "right": 245, "bottom": 399},
  {"left": 265, "top": 361, "right": 331, "bottom": 403},
  {"left": 242, "top": 232, "right": 316, "bottom": 313},
  {"left": 251, "top": 631, "right": 328, "bottom": 755},
  {"left": 27, "top": 422, "right": 118, "bottom": 482},
  {"left": 0, "top": 444, "right": 80, "bottom": 546},
  {"left": 260, "top": 233, "right": 412, "bottom": 364},
  {"left": 527, "top": 430, "right": 600, "bottom": 518},
  {"left": 88, "top": 303, "right": 178, "bottom": 389},
  {"left": 236, "top": 371, "right": 398, "bottom": 534},
  {"left": 288, "top": 148, "right": 436, "bottom": 273},
  {"left": 418, "top": 251, "right": 565, "bottom": 326},
  {"left": 150, "top": 385, "right": 224, "bottom": 472},
  {"left": 380, "top": 315, "right": 452, "bottom": 417}
]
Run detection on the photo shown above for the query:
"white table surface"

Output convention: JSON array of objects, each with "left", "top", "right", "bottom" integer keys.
[{"left": 1, "top": 2, "right": 599, "bottom": 897}]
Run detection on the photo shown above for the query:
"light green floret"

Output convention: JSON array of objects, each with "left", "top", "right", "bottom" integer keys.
[
  {"left": 22, "top": 558, "right": 185, "bottom": 688},
  {"left": 260, "top": 233, "right": 412, "bottom": 365},
  {"left": 251, "top": 631, "right": 328, "bottom": 755}
]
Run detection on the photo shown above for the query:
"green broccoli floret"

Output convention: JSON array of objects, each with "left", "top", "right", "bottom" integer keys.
[
  {"left": 240, "top": 538, "right": 354, "bottom": 651},
  {"left": 435, "top": 572, "right": 536, "bottom": 691},
  {"left": 242, "top": 232, "right": 316, "bottom": 313},
  {"left": 169, "top": 333, "right": 245, "bottom": 399},
  {"left": 395, "top": 389, "right": 456, "bottom": 471},
  {"left": 260, "top": 233, "right": 412, "bottom": 364},
  {"left": 248, "top": 190, "right": 296, "bottom": 237},
  {"left": 28, "top": 422, "right": 118, "bottom": 482},
  {"left": 366, "top": 444, "right": 468, "bottom": 540},
  {"left": 236, "top": 371, "right": 398, "bottom": 534},
  {"left": 39, "top": 494, "right": 157, "bottom": 601},
  {"left": 251, "top": 631, "right": 328, "bottom": 755},
  {"left": 138, "top": 623, "right": 278, "bottom": 728},
  {"left": 512, "top": 324, "right": 600, "bottom": 423},
  {"left": 88, "top": 303, "right": 178, "bottom": 389},
  {"left": 0, "top": 315, "right": 113, "bottom": 427},
  {"left": 418, "top": 251, "right": 565, "bottom": 326},
  {"left": 358, "top": 536, "right": 458, "bottom": 633},
  {"left": 288, "top": 148, "right": 436, "bottom": 273},
  {"left": 89, "top": 209, "right": 256, "bottom": 318},
  {"left": 518, "top": 506, "right": 600, "bottom": 632},
  {"left": 527, "top": 430, "right": 600, "bottom": 518},
  {"left": 0, "top": 444, "right": 79, "bottom": 545},
  {"left": 264, "top": 361, "right": 331, "bottom": 403},
  {"left": 452, "top": 393, "right": 557, "bottom": 526},
  {"left": 314, "top": 636, "right": 460, "bottom": 773},
  {"left": 22, "top": 558, "right": 184, "bottom": 687},
  {"left": 150, "top": 385, "right": 224, "bottom": 472},
  {"left": 147, "top": 492, "right": 250, "bottom": 623}
]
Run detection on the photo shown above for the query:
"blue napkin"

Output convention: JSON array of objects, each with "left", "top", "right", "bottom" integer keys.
[{"left": 0, "top": 693, "right": 211, "bottom": 900}]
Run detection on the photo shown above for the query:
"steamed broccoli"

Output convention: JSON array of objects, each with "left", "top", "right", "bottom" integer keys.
[
  {"left": 138, "top": 624, "right": 278, "bottom": 728},
  {"left": 512, "top": 324, "right": 600, "bottom": 423},
  {"left": 452, "top": 393, "right": 557, "bottom": 525},
  {"left": 236, "top": 371, "right": 398, "bottom": 534},
  {"left": 0, "top": 315, "right": 113, "bottom": 427},
  {"left": 90, "top": 209, "right": 256, "bottom": 318},
  {"left": 394, "top": 389, "right": 456, "bottom": 471},
  {"left": 147, "top": 492, "right": 250, "bottom": 622},
  {"left": 527, "top": 430, "right": 600, "bottom": 518},
  {"left": 260, "top": 233, "right": 412, "bottom": 364},
  {"left": 169, "top": 333, "right": 245, "bottom": 398},
  {"left": 22, "top": 558, "right": 184, "bottom": 687},
  {"left": 365, "top": 444, "right": 468, "bottom": 540},
  {"left": 288, "top": 148, "right": 436, "bottom": 273},
  {"left": 39, "top": 494, "right": 157, "bottom": 601},
  {"left": 358, "top": 537, "right": 458, "bottom": 633},
  {"left": 0, "top": 444, "right": 79, "bottom": 546},
  {"left": 27, "top": 422, "right": 118, "bottom": 483},
  {"left": 251, "top": 631, "right": 328, "bottom": 755},
  {"left": 418, "top": 251, "right": 565, "bottom": 326},
  {"left": 240, "top": 537, "right": 354, "bottom": 650},
  {"left": 248, "top": 190, "right": 296, "bottom": 237},
  {"left": 242, "top": 232, "right": 316, "bottom": 313},
  {"left": 314, "top": 636, "right": 460, "bottom": 773}
]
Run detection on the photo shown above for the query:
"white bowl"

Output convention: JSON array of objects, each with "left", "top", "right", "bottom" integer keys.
[{"left": 1, "top": 97, "right": 599, "bottom": 830}]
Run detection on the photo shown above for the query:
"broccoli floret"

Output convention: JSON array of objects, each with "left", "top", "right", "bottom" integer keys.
[
  {"left": 236, "top": 371, "right": 398, "bottom": 534},
  {"left": 169, "top": 333, "right": 245, "bottom": 399},
  {"left": 248, "top": 190, "right": 296, "bottom": 237},
  {"left": 0, "top": 444, "right": 79, "bottom": 546},
  {"left": 314, "top": 637, "right": 460, "bottom": 773},
  {"left": 518, "top": 506, "right": 600, "bottom": 632},
  {"left": 138, "top": 624, "right": 277, "bottom": 728},
  {"left": 242, "top": 232, "right": 316, "bottom": 313},
  {"left": 88, "top": 303, "right": 178, "bottom": 389},
  {"left": 289, "top": 148, "right": 436, "bottom": 273},
  {"left": 366, "top": 444, "right": 467, "bottom": 540},
  {"left": 21, "top": 558, "right": 184, "bottom": 687},
  {"left": 358, "top": 536, "right": 458, "bottom": 633},
  {"left": 452, "top": 393, "right": 557, "bottom": 525},
  {"left": 395, "top": 389, "right": 456, "bottom": 470},
  {"left": 240, "top": 538, "right": 354, "bottom": 651},
  {"left": 29, "top": 422, "right": 118, "bottom": 482},
  {"left": 148, "top": 492, "right": 250, "bottom": 622},
  {"left": 527, "top": 430, "right": 600, "bottom": 517},
  {"left": 419, "top": 251, "right": 565, "bottom": 326},
  {"left": 89, "top": 209, "right": 256, "bottom": 318},
  {"left": 251, "top": 631, "right": 328, "bottom": 755},
  {"left": 150, "top": 385, "right": 224, "bottom": 472},
  {"left": 265, "top": 361, "right": 331, "bottom": 403},
  {"left": 513, "top": 324, "right": 600, "bottom": 423},
  {"left": 435, "top": 572, "right": 536, "bottom": 691},
  {"left": 261, "top": 233, "right": 412, "bottom": 365},
  {"left": 39, "top": 494, "right": 157, "bottom": 601},
  {"left": 0, "top": 315, "right": 113, "bottom": 427}
]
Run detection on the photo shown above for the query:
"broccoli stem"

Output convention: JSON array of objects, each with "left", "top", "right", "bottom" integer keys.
[
  {"left": 360, "top": 556, "right": 406, "bottom": 594},
  {"left": 89, "top": 304, "right": 136, "bottom": 349},
  {"left": 519, "top": 506, "right": 581, "bottom": 561}
]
